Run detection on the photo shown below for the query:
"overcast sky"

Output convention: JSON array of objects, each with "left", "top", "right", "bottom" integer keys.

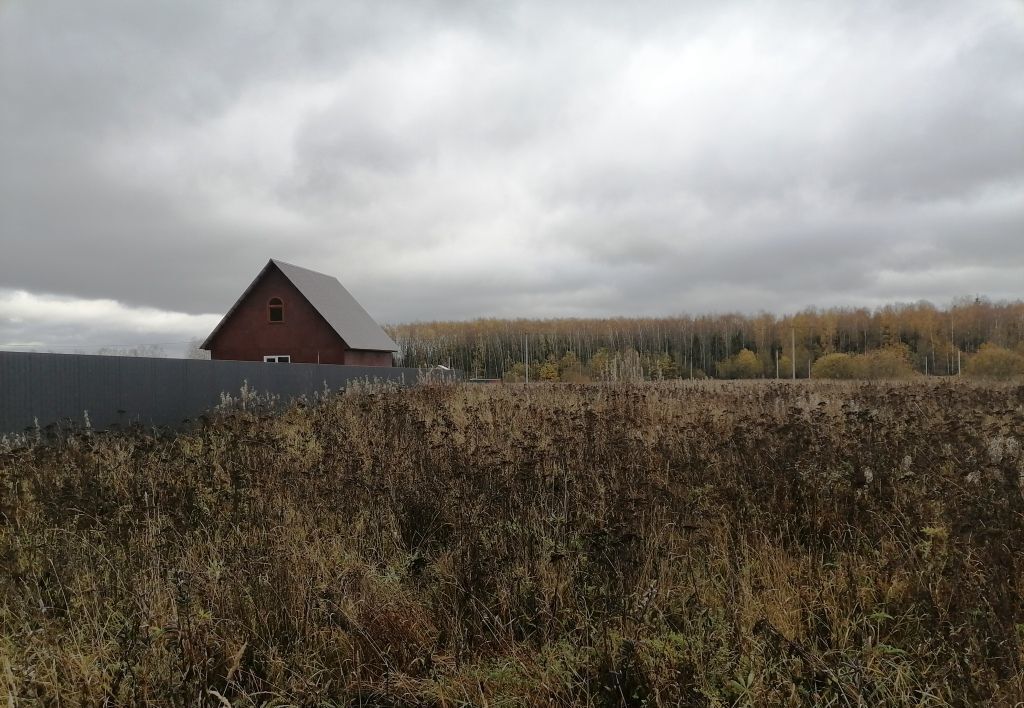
[{"left": 1, "top": 0, "right": 1022, "bottom": 353}]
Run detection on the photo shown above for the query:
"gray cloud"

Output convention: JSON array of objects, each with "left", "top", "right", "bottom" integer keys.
[{"left": 1, "top": 0, "right": 1022, "bottom": 350}]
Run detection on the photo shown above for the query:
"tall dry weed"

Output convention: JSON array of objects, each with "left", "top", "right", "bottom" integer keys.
[{"left": 1, "top": 380, "right": 1022, "bottom": 705}]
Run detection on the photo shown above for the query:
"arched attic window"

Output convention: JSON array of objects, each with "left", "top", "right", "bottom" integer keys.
[{"left": 268, "top": 297, "right": 284, "bottom": 322}]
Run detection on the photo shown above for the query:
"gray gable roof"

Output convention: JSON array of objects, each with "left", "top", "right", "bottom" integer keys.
[{"left": 202, "top": 259, "right": 398, "bottom": 352}]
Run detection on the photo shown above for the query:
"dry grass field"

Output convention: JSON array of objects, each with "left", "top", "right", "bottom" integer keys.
[{"left": 2, "top": 381, "right": 1023, "bottom": 706}]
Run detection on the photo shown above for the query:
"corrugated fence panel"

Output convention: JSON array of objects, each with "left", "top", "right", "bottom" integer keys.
[
  {"left": 0, "top": 351, "right": 449, "bottom": 434},
  {"left": 183, "top": 359, "right": 217, "bottom": 421},
  {"left": 119, "top": 356, "right": 157, "bottom": 427},
  {"left": 0, "top": 352, "right": 34, "bottom": 434},
  {"left": 78, "top": 353, "right": 124, "bottom": 430},
  {"left": 151, "top": 358, "right": 190, "bottom": 427},
  {"left": 30, "top": 354, "right": 81, "bottom": 431}
]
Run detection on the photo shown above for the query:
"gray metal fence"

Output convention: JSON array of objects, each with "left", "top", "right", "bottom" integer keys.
[{"left": 0, "top": 351, "right": 444, "bottom": 434}]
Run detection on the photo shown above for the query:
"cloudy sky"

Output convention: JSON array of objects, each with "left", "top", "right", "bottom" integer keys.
[{"left": 1, "top": 0, "right": 1022, "bottom": 353}]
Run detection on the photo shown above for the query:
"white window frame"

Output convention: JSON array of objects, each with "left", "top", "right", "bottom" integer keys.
[{"left": 263, "top": 355, "right": 291, "bottom": 363}]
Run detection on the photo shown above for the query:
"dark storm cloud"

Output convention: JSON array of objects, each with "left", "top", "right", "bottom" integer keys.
[{"left": 1, "top": 0, "right": 1022, "bottom": 350}]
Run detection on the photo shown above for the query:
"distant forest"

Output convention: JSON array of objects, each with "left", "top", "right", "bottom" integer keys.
[{"left": 387, "top": 297, "right": 1024, "bottom": 381}]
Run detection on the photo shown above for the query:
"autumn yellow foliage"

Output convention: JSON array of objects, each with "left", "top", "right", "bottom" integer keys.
[{"left": 964, "top": 344, "right": 1024, "bottom": 380}]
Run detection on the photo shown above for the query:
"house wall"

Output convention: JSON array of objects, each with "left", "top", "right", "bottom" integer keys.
[
  {"left": 209, "top": 266, "right": 352, "bottom": 364},
  {"left": 343, "top": 349, "right": 394, "bottom": 367}
]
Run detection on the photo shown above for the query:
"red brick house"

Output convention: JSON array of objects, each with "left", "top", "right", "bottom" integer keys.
[{"left": 201, "top": 259, "right": 397, "bottom": 366}]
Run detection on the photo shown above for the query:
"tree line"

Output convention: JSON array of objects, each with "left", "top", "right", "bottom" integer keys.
[{"left": 387, "top": 297, "right": 1024, "bottom": 381}]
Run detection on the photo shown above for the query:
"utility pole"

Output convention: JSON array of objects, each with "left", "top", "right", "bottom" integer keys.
[
  {"left": 950, "top": 315, "right": 955, "bottom": 376},
  {"left": 525, "top": 334, "right": 529, "bottom": 383},
  {"left": 791, "top": 327, "right": 796, "bottom": 380},
  {"left": 776, "top": 349, "right": 780, "bottom": 379}
]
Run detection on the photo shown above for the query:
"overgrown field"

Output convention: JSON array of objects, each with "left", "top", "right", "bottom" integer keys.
[{"left": 2, "top": 382, "right": 1024, "bottom": 706}]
